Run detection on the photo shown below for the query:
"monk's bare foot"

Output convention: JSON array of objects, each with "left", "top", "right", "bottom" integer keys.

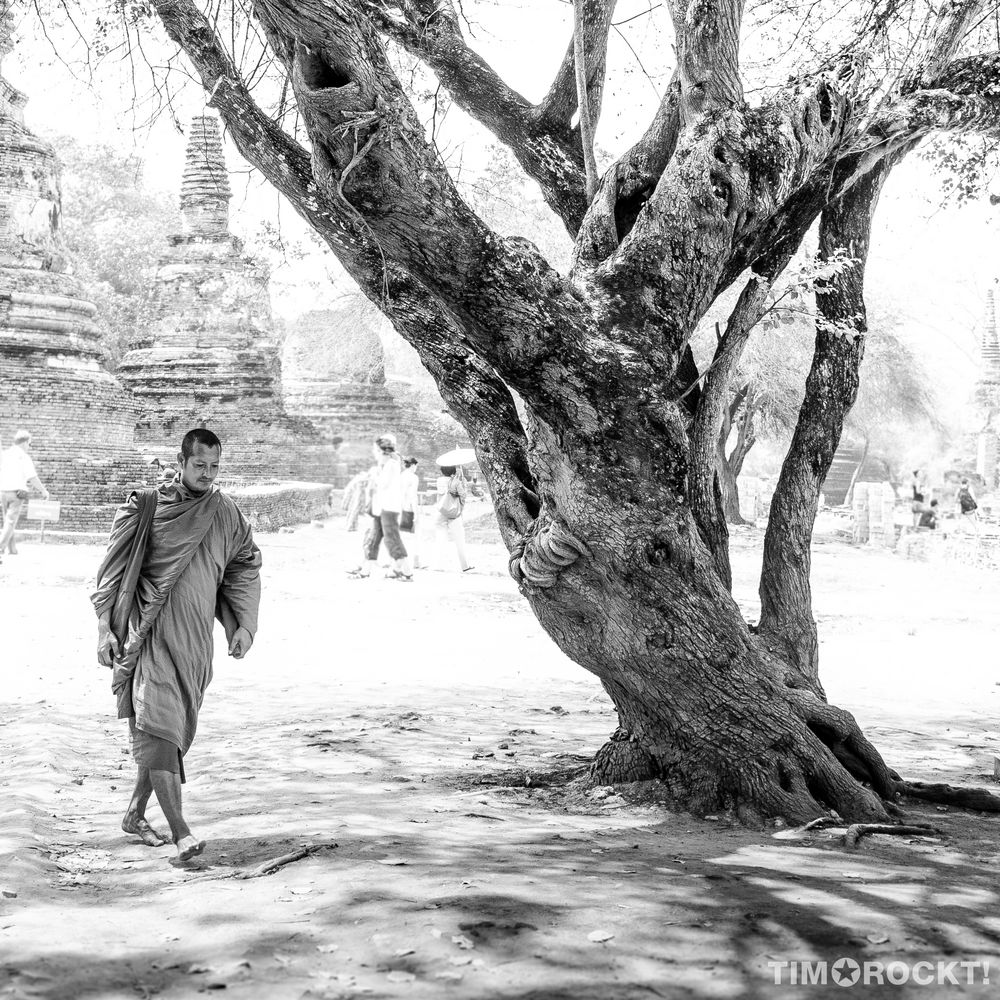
[
  {"left": 174, "top": 835, "right": 206, "bottom": 862},
  {"left": 122, "top": 813, "right": 170, "bottom": 847}
]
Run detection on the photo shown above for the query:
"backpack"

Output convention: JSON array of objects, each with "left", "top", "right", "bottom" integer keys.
[{"left": 958, "top": 487, "right": 977, "bottom": 513}]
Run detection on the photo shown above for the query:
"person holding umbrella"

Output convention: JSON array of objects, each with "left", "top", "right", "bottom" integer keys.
[{"left": 435, "top": 448, "right": 475, "bottom": 573}]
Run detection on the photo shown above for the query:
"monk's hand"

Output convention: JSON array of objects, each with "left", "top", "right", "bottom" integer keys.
[
  {"left": 97, "top": 621, "right": 120, "bottom": 668},
  {"left": 229, "top": 626, "right": 254, "bottom": 659}
]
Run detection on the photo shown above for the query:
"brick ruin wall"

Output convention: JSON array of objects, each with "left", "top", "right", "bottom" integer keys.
[{"left": 225, "top": 482, "right": 333, "bottom": 531}]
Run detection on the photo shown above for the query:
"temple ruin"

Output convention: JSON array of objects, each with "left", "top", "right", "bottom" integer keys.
[
  {"left": 281, "top": 308, "right": 466, "bottom": 483},
  {"left": 0, "top": 14, "right": 150, "bottom": 530},
  {"left": 117, "top": 114, "right": 333, "bottom": 483}
]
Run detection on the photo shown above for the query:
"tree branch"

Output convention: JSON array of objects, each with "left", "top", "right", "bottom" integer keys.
[
  {"left": 357, "top": 0, "right": 589, "bottom": 233},
  {"left": 588, "top": 74, "right": 851, "bottom": 360},
  {"left": 757, "top": 163, "right": 889, "bottom": 692},
  {"left": 573, "top": 0, "right": 601, "bottom": 201},
  {"left": 541, "top": 0, "right": 616, "bottom": 126},
  {"left": 902, "top": 0, "right": 987, "bottom": 91}
]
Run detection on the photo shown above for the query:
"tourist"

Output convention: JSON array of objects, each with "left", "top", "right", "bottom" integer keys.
[
  {"left": 348, "top": 434, "right": 413, "bottom": 580},
  {"left": 918, "top": 499, "right": 939, "bottom": 530},
  {"left": 436, "top": 464, "right": 473, "bottom": 573},
  {"left": 910, "top": 469, "right": 926, "bottom": 528},
  {"left": 92, "top": 428, "right": 261, "bottom": 863},
  {"left": 0, "top": 429, "right": 50, "bottom": 564},
  {"left": 400, "top": 456, "right": 423, "bottom": 569},
  {"left": 341, "top": 468, "right": 369, "bottom": 532},
  {"left": 956, "top": 477, "right": 981, "bottom": 534}
]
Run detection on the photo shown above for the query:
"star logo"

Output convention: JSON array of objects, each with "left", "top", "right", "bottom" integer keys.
[{"left": 832, "top": 958, "right": 862, "bottom": 987}]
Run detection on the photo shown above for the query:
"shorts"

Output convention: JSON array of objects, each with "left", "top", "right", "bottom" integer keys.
[{"left": 129, "top": 718, "right": 186, "bottom": 783}]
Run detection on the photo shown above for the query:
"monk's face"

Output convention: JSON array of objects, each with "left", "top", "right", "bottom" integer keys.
[{"left": 179, "top": 443, "right": 221, "bottom": 494}]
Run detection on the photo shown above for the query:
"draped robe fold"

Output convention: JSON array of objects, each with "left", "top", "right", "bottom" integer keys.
[{"left": 92, "top": 482, "right": 261, "bottom": 754}]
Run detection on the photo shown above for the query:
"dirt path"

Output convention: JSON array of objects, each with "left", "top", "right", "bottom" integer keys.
[{"left": 1, "top": 517, "right": 999, "bottom": 998}]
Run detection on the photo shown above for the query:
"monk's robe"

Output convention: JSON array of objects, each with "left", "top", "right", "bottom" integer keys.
[{"left": 92, "top": 481, "right": 261, "bottom": 755}]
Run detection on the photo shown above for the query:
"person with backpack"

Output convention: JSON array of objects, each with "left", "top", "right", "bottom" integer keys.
[
  {"left": 435, "top": 464, "right": 472, "bottom": 573},
  {"left": 956, "top": 478, "right": 980, "bottom": 534}
]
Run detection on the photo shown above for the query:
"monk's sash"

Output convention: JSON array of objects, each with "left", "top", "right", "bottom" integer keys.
[{"left": 96, "top": 485, "right": 224, "bottom": 718}]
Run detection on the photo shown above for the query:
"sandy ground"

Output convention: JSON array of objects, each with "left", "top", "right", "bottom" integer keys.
[{"left": 2, "top": 509, "right": 1000, "bottom": 999}]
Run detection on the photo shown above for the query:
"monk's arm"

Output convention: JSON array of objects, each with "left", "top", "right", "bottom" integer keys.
[
  {"left": 218, "top": 508, "right": 262, "bottom": 641},
  {"left": 91, "top": 495, "right": 141, "bottom": 622}
]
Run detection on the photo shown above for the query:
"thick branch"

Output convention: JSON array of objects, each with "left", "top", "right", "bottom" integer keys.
[
  {"left": 593, "top": 76, "right": 852, "bottom": 355},
  {"left": 149, "top": 0, "right": 541, "bottom": 533},
  {"left": 758, "top": 163, "right": 888, "bottom": 692},
  {"left": 903, "top": 0, "right": 987, "bottom": 91},
  {"left": 358, "top": 0, "right": 589, "bottom": 233},
  {"left": 667, "top": 0, "right": 746, "bottom": 121},
  {"left": 234, "top": 0, "right": 608, "bottom": 417}
]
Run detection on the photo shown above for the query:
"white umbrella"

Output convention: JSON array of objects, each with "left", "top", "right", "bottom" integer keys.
[{"left": 436, "top": 447, "right": 477, "bottom": 466}]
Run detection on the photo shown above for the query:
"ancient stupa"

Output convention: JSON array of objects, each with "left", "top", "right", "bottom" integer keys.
[
  {"left": 281, "top": 307, "right": 473, "bottom": 483},
  {"left": 974, "top": 282, "right": 1000, "bottom": 485},
  {"left": 0, "top": 11, "right": 150, "bottom": 530},
  {"left": 117, "top": 114, "right": 332, "bottom": 482}
]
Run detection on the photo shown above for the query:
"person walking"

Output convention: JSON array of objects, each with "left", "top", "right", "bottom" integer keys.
[
  {"left": 956, "top": 477, "right": 981, "bottom": 535},
  {"left": 348, "top": 434, "right": 413, "bottom": 580},
  {"left": 400, "top": 456, "right": 423, "bottom": 569},
  {"left": 0, "top": 429, "right": 50, "bottom": 564},
  {"left": 92, "top": 428, "right": 261, "bottom": 862},
  {"left": 435, "top": 464, "right": 473, "bottom": 572},
  {"left": 341, "top": 468, "right": 370, "bottom": 531}
]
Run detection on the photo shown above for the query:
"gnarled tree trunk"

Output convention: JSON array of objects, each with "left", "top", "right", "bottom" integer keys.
[{"left": 147, "top": 0, "right": 1000, "bottom": 823}]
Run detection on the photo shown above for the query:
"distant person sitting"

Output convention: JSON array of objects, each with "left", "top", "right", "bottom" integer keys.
[
  {"left": 918, "top": 499, "right": 939, "bottom": 530},
  {"left": 0, "top": 429, "right": 50, "bottom": 564}
]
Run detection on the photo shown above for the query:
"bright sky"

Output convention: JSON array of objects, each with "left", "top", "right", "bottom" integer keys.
[{"left": 5, "top": 0, "right": 996, "bottom": 398}]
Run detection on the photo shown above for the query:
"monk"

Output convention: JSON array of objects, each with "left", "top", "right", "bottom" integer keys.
[{"left": 92, "top": 428, "right": 261, "bottom": 862}]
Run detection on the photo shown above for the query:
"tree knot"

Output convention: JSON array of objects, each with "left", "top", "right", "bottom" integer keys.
[{"left": 508, "top": 517, "right": 589, "bottom": 589}]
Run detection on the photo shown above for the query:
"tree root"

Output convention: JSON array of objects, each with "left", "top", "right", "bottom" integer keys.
[
  {"left": 896, "top": 781, "right": 1000, "bottom": 812},
  {"left": 843, "top": 823, "right": 941, "bottom": 848}
]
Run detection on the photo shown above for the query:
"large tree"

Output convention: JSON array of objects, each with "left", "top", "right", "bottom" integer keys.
[{"left": 80, "top": 0, "right": 999, "bottom": 822}]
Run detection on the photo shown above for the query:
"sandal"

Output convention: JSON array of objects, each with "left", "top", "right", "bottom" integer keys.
[
  {"left": 387, "top": 569, "right": 414, "bottom": 581},
  {"left": 346, "top": 568, "right": 370, "bottom": 579}
]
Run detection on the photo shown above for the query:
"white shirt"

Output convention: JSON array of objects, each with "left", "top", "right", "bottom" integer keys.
[
  {"left": 0, "top": 445, "right": 38, "bottom": 492},
  {"left": 400, "top": 469, "right": 419, "bottom": 513},
  {"left": 371, "top": 456, "right": 403, "bottom": 515}
]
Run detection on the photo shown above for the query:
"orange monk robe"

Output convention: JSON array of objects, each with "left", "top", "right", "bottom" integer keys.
[{"left": 93, "top": 482, "right": 261, "bottom": 754}]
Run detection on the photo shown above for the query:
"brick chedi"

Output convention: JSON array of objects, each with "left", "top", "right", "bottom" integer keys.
[
  {"left": 282, "top": 308, "right": 467, "bottom": 484},
  {"left": 0, "top": 13, "right": 150, "bottom": 531},
  {"left": 117, "top": 114, "right": 333, "bottom": 482}
]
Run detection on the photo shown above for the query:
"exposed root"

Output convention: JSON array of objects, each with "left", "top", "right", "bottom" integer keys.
[
  {"left": 787, "top": 687, "right": 897, "bottom": 797},
  {"left": 784, "top": 815, "right": 842, "bottom": 837},
  {"left": 843, "top": 823, "right": 941, "bottom": 849},
  {"left": 897, "top": 781, "right": 1000, "bottom": 813}
]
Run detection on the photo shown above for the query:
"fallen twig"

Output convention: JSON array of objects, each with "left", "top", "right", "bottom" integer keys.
[
  {"left": 236, "top": 843, "right": 337, "bottom": 880},
  {"left": 843, "top": 824, "right": 940, "bottom": 848}
]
